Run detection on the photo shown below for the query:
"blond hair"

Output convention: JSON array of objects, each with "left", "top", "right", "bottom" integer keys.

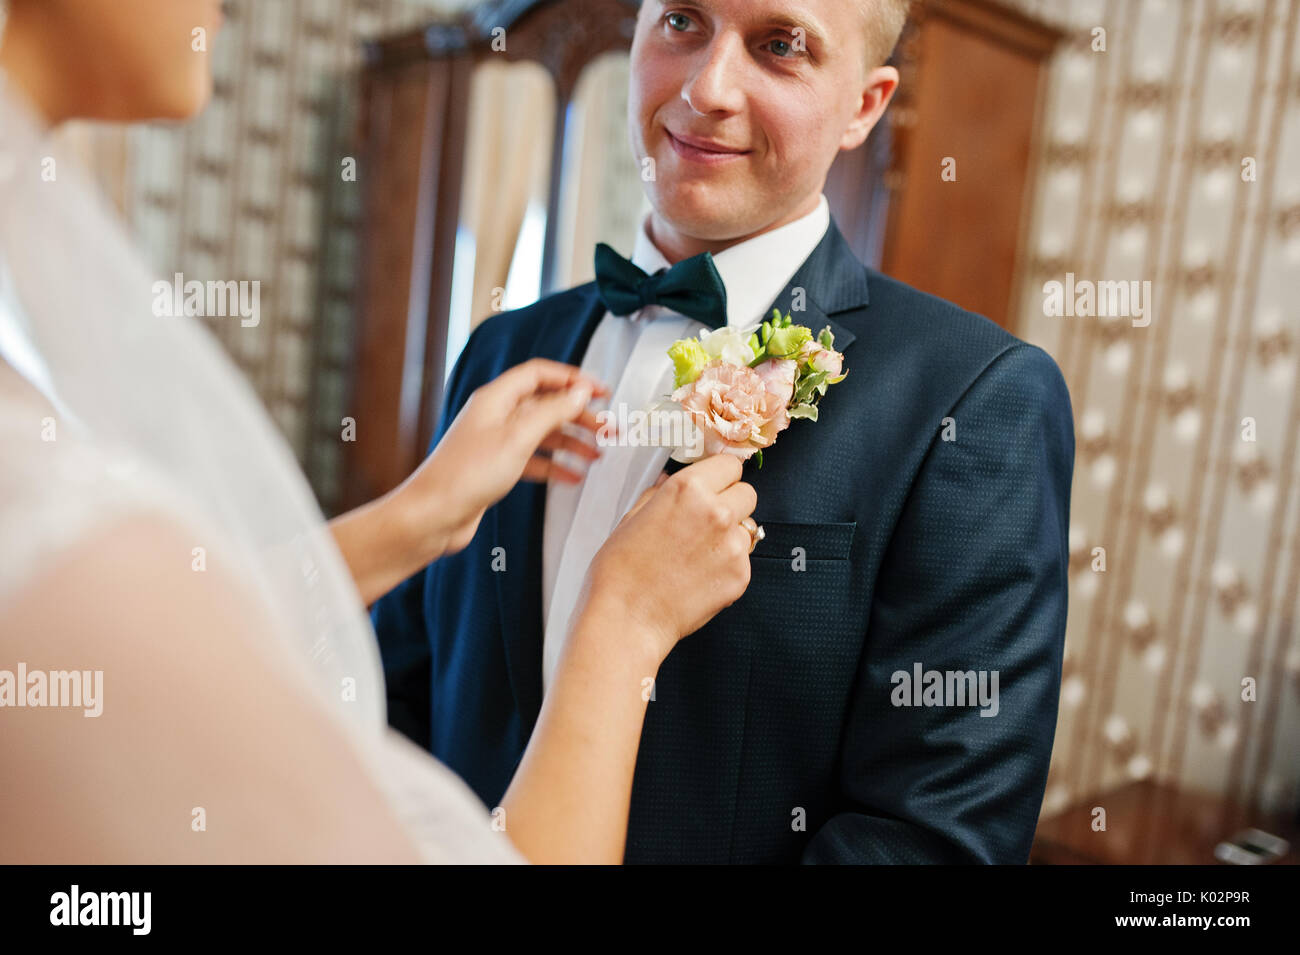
[{"left": 862, "top": 0, "right": 912, "bottom": 69}]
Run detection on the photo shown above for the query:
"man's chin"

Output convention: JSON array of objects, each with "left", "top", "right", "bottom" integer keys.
[{"left": 649, "top": 192, "right": 763, "bottom": 244}]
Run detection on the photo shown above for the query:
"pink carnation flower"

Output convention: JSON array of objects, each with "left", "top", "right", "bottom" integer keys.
[{"left": 671, "top": 358, "right": 798, "bottom": 460}]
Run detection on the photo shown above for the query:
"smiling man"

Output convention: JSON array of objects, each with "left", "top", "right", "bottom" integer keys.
[
  {"left": 372, "top": 0, "right": 1075, "bottom": 864},
  {"left": 630, "top": 0, "right": 900, "bottom": 255}
]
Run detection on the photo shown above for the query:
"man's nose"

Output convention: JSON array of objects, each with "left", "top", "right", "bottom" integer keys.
[{"left": 681, "top": 33, "right": 745, "bottom": 116}]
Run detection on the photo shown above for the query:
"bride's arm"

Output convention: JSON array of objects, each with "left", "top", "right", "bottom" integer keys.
[
  {"left": 498, "top": 455, "right": 756, "bottom": 864},
  {"left": 327, "top": 486, "right": 450, "bottom": 608},
  {"left": 0, "top": 457, "right": 753, "bottom": 864},
  {"left": 0, "top": 514, "right": 425, "bottom": 863},
  {"left": 329, "top": 359, "right": 607, "bottom": 606},
  {"left": 496, "top": 597, "right": 661, "bottom": 865}
]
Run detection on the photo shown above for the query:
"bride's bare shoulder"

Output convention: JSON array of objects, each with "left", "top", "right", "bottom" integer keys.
[
  {"left": 0, "top": 372, "right": 200, "bottom": 606},
  {"left": 0, "top": 507, "right": 428, "bottom": 863}
]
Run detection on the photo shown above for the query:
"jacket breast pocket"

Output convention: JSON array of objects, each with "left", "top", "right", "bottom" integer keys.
[
  {"left": 749, "top": 520, "right": 856, "bottom": 563},
  {"left": 737, "top": 519, "right": 863, "bottom": 717}
]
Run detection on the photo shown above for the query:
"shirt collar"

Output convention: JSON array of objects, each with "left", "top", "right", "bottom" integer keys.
[{"left": 629, "top": 194, "right": 830, "bottom": 329}]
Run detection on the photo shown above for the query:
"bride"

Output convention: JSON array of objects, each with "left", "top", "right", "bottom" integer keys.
[{"left": 0, "top": 0, "right": 758, "bottom": 863}]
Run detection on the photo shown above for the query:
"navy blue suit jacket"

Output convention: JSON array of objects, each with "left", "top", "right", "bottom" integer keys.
[{"left": 372, "top": 221, "right": 1075, "bottom": 863}]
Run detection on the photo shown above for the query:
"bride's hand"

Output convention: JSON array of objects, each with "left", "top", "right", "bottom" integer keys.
[
  {"left": 397, "top": 358, "right": 609, "bottom": 555},
  {"left": 331, "top": 359, "right": 607, "bottom": 605},
  {"left": 577, "top": 454, "right": 757, "bottom": 665}
]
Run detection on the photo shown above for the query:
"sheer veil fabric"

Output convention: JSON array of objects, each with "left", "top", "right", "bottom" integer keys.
[{"left": 0, "top": 72, "right": 520, "bottom": 863}]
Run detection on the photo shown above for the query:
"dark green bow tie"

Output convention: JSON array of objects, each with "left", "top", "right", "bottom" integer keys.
[{"left": 594, "top": 242, "right": 729, "bottom": 329}]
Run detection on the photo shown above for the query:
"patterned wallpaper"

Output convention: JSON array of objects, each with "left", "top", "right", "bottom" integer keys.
[
  {"left": 117, "top": 0, "right": 1298, "bottom": 817},
  {"left": 123, "top": 0, "right": 469, "bottom": 509},
  {"left": 1004, "top": 0, "right": 1300, "bottom": 818}
]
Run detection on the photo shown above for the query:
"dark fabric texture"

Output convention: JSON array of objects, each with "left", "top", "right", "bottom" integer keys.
[{"left": 371, "top": 220, "right": 1075, "bottom": 864}]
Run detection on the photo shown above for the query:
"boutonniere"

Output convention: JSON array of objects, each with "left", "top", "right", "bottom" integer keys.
[{"left": 664, "top": 309, "right": 847, "bottom": 467}]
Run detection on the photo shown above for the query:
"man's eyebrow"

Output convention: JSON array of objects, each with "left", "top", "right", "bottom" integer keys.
[
  {"left": 765, "top": 12, "right": 829, "bottom": 47},
  {"left": 664, "top": 0, "right": 831, "bottom": 48}
]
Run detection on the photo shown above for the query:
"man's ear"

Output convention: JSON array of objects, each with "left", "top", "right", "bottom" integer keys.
[{"left": 839, "top": 65, "right": 900, "bottom": 152}]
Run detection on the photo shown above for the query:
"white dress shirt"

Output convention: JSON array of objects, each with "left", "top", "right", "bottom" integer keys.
[{"left": 540, "top": 195, "right": 831, "bottom": 692}]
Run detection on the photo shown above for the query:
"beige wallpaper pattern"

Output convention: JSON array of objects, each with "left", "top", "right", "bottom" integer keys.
[
  {"left": 122, "top": 0, "right": 471, "bottom": 508},
  {"left": 1005, "top": 0, "right": 1299, "bottom": 817}
]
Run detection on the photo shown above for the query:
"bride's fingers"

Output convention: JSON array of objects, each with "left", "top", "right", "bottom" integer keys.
[
  {"left": 513, "top": 383, "right": 600, "bottom": 452},
  {"left": 521, "top": 453, "right": 584, "bottom": 484},
  {"left": 538, "top": 429, "right": 600, "bottom": 462},
  {"left": 570, "top": 406, "right": 608, "bottom": 436},
  {"left": 674, "top": 452, "right": 744, "bottom": 493},
  {"left": 620, "top": 471, "right": 668, "bottom": 524},
  {"left": 717, "top": 480, "right": 758, "bottom": 524},
  {"left": 494, "top": 359, "right": 607, "bottom": 407}
]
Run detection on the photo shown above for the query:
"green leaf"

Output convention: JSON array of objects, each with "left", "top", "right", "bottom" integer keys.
[
  {"left": 818, "top": 325, "right": 835, "bottom": 349},
  {"left": 788, "top": 403, "right": 819, "bottom": 421},
  {"left": 793, "top": 369, "right": 828, "bottom": 404},
  {"left": 755, "top": 449, "right": 764, "bottom": 469}
]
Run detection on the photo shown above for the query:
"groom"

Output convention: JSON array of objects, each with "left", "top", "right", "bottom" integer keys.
[{"left": 373, "top": 0, "right": 1074, "bottom": 863}]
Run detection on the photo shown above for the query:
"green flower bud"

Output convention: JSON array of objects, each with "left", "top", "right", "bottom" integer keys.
[
  {"left": 765, "top": 323, "right": 812, "bottom": 359},
  {"left": 668, "top": 338, "right": 709, "bottom": 389}
]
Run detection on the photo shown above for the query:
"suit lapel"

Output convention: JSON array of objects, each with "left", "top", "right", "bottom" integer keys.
[
  {"left": 765, "top": 217, "right": 867, "bottom": 353},
  {"left": 742, "top": 219, "right": 871, "bottom": 501},
  {"left": 491, "top": 285, "right": 608, "bottom": 730}
]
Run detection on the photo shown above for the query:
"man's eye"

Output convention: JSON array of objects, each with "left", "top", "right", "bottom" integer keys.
[
  {"left": 665, "top": 12, "right": 692, "bottom": 32},
  {"left": 767, "top": 38, "right": 796, "bottom": 58}
]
